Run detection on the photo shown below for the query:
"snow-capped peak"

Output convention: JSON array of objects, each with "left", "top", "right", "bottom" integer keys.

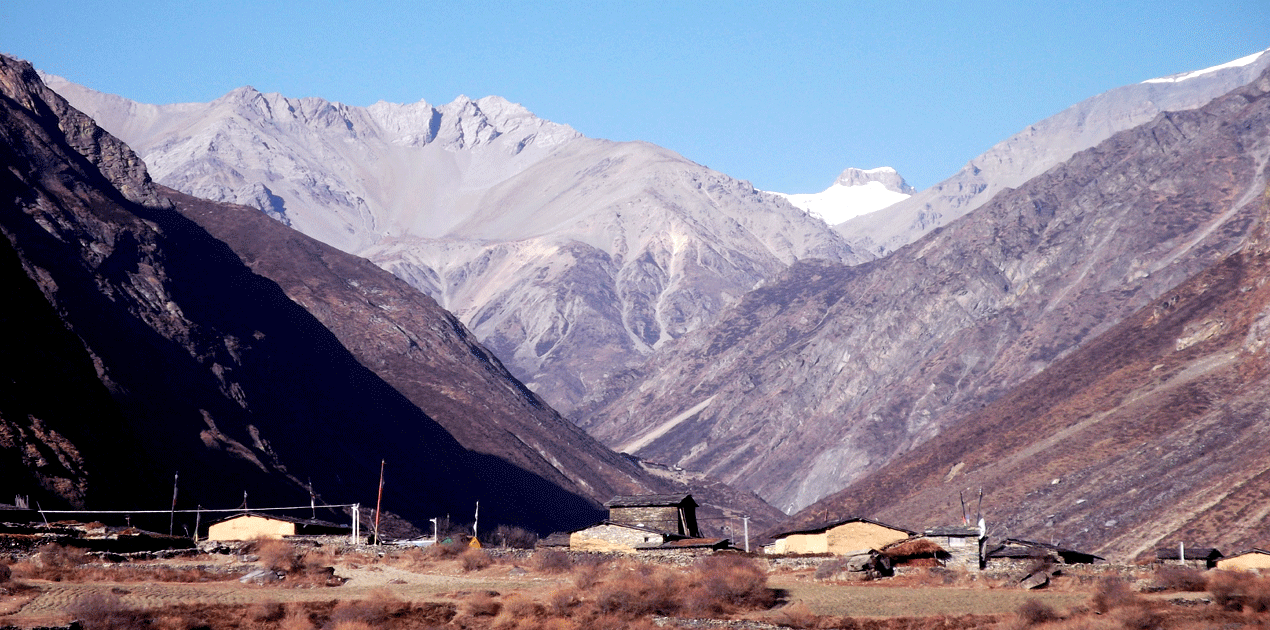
[
  {"left": 1143, "top": 48, "right": 1269, "bottom": 84},
  {"left": 773, "top": 167, "right": 914, "bottom": 225}
]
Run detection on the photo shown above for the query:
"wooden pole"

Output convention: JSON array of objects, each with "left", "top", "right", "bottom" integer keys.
[
  {"left": 373, "top": 460, "right": 385, "bottom": 545},
  {"left": 169, "top": 471, "right": 179, "bottom": 536},
  {"left": 193, "top": 505, "right": 201, "bottom": 542}
]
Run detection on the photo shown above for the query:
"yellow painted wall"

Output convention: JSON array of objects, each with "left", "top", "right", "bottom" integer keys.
[
  {"left": 826, "top": 521, "right": 910, "bottom": 554},
  {"left": 207, "top": 515, "right": 296, "bottom": 541},
  {"left": 770, "top": 522, "right": 910, "bottom": 555},
  {"left": 777, "top": 532, "right": 830, "bottom": 554},
  {"left": 1217, "top": 553, "right": 1270, "bottom": 572}
]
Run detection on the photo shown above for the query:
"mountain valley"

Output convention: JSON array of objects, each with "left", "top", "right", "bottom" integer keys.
[{"left": 8, "top": 44, "right": 1270, "bottom": 560}]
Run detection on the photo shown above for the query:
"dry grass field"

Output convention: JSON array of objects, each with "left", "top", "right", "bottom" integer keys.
[{"left": 4, "top": 543, "right": 1270, "bottom": 629}]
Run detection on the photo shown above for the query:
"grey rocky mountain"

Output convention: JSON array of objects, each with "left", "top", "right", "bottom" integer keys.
[
  {"left": 44, "top": 77, "right": 865, "bottom": 414},
  {"left": 839, "top": 48, "right": 1270, "bottom": 257},
  {"left": 578, "top": 63, "right": 1270, "bottom": 515},
  {"left": 832, "top": 166, "right": 914, "bottom": 193}
]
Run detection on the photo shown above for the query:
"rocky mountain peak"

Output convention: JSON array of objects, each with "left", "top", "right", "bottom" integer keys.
[{"left": 833, "top": 166, "right": 914, "bottom": 194}]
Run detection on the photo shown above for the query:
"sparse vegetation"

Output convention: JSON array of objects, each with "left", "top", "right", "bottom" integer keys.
[
  {"left": 533, "top": 549, "right": 573, "bottom": 574},
  {"left": 460, "top": 547, "right": 494, "bottom": 572},
  {"left": 1016, "top": 599, "right": 1060, "bottom": 626},
  {"left": 18, "top": 542, "right": 1270, "bottom": 629},
  {"left": 1152, "top": 565, "right": 1207, "bottom": 592}
]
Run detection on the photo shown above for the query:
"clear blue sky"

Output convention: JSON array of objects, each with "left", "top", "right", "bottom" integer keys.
[{"left": 3, "top": 1, "right": 1267, "bottom": 193}]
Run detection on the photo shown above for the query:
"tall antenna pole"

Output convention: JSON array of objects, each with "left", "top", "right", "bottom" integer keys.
[
  {"left": 743, "top": 515, "right": 750, "bottom": 553},
  {"left": 373, "top": 460, "right": 385, "bottom": 545}
]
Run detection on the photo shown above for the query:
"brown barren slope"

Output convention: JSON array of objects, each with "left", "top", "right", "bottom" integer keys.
[{"left": 791, "top": 182, "right": 1270, "bottom": 559}]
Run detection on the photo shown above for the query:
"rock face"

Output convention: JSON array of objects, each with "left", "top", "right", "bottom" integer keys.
[
  {"left": 838, "top": 48, "right": 1270, "bottom": 257},
  {"left": 578, "top": 65, "right": 1270, "bottom": 516},
  {"left": 793, "top": 168, "right": 1270, "bottom": 560},
  {"left": 44, "top": 77, "right": 864, "bottom": 414},
  {"left": 833, "top": 167, "right": 914, "bottom": 194}
]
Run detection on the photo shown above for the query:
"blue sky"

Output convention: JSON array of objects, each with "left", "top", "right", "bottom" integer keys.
[{"left": 3, "top": 1, "right": 1267, "bottom": 193}]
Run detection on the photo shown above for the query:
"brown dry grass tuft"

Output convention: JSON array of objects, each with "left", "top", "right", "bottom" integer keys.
[
  {"left": 460, "top": 547, "right": 494, "bottom": 572},
  {"left": 1091, "top": 577, "right": 1139, "bottom": 613},
  {"left": 1152, "top": 565, "right": 1208, "bottom": 592},
  {"left": 1208, "top": 569, "right": 1270, "bottom": 612},
  {"left": 1016, "top": 599, "right": 1061, "bottom": 627},
  {"left": 533, "top": 549, "right": 573, "bottom": 574}
]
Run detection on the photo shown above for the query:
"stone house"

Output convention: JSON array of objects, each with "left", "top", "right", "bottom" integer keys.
[
  {"left": 923, "top": 526, "right": 984, "bottom": 570},
  {"left": 1216, "top": 549, "right": 1270, "bottom": 572},
  {"left": 569, "top": 522, "right": 676, "bottom": 552},
  {"left": 604, "top": 494, "right": 701, "bottom": 538},
  {"left": 206, "top": 513, "right": 349, "bottom": 541},
  {"left": 765, "top": 518, "right": 915, "bottom": 555},
  {"left": 1155, "top": 546, "right": 1224, "bottom": 570},
  {"left": 985, "top": 538, "right": 1103, "bottom": 570}
]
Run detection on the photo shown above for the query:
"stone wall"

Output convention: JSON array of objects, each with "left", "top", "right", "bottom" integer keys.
[{"left": 609, "top": 506, "right": 683, "bottom": 535}]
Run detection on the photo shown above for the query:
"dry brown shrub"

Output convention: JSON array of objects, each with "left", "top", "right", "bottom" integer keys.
[
  {"left": 593, "top": 563, "right": 684, "bottom": 618},
  {"left": 546, "top": 587, "right": 581, "bottom": 616},
  {"left": 767, "top": 601, "right": 819, "bottom": 629},
  {"left": 571, "top": 561, "right": 604, "bottom": 590},
  {"left": 1207, "top": 569, "right": 1270, "bottom": 612},
  {"left": 1016, "top": 599, "right": 1061, "bottom": 626},
  {"left": 68, "top": 592, "right": 141, "bottom": 630},
  {"left": 461, "top": 547, "right": 494, "bottom": 572},
  {"left": 494, "top": 524, "right": 539, "bottom": 549},
  {"left": 247, "top": 601, "right": 287, "bottom": 623},
  {"left": 533, "top": 549, "right": 572, "bottom": 574},
  {"left": 688, "top": 555, "right": 776, "bottom": 615},
  {"left": 12, "top": 543, "right": 90, "bottom": 581},
  {"left": 464, "top": 591, "right": 503, "bottom": 617},
  {"left": 1091, "top": 577, "right": 1139, "bottom": 613},
  {"left": 490, "top": 593, "right": 543, "bottom": 629},
  {"left": 253, "top": 538, "right": 302, "bottom": 572},
  {"left": 1153, "top": 565, "right": 1208, "bottom": 592},
  {"left": 426, "top": 539, "right": 468, "bottom": 559},
  {"left": 279, "top": 609, "right": 318, "bottom": 630}
]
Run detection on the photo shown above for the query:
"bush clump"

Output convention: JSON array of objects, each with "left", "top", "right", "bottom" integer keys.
[
  {"left": 1016, "top": 599, "right": 1060, "bottom": 627},
  {"left": 1153, "top": 565, "right": 1208, "bottom": 592},
  {"left": 460, "top": 548, "right": 494, "bottom": 572},
  {"left": 533, "top": 549, "right": 573, "bottom": 574},
  {"left": 1209, "top": 570, "right": 1270, "bottom": 612}
]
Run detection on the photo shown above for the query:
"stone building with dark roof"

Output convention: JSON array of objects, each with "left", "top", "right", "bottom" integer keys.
[
  {"left": 1155, "top": 546, "right": 1224, "bottom": 569},
  {"left": 604, "top": 494, "right": 701, "bottom": 538}
]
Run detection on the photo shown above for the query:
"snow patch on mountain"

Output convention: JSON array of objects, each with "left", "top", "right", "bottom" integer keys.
[
  {"left": 1143, "top": 48, "right": 1269, "bottom": 84},
  {"left": 774, "top": 167, "right": 913, "bottom": 225}
]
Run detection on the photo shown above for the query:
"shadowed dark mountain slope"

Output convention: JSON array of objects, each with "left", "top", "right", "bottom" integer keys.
[
  {"left": 580, "top": 66, "right": 1270, "bottom": 515},
  {"left": 790, "top": 184, "right": 1270, "bottom": 560},
  {"left": 0, "top": 54, "right": 605, "bottom": 534},
  {"left": 159, "top": 186, "right": 785, "bottom": 530},
  {"left": 1, "top": 55, "right": 784, "bottom": 535}
]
